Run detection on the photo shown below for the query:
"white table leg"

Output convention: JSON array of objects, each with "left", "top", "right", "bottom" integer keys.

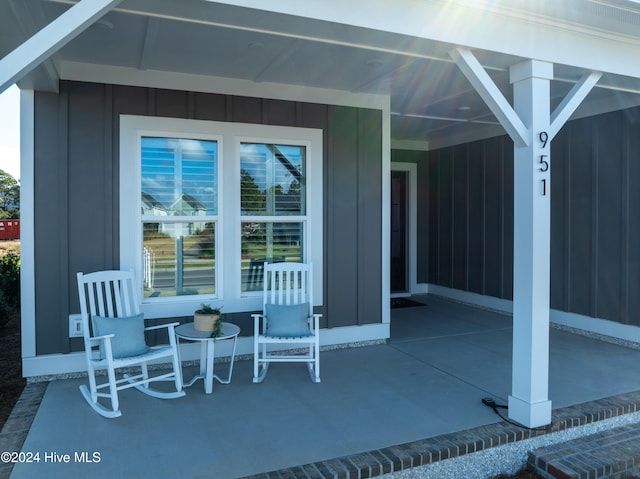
[
  {"left": 199, "top": 340, "right": 207, "bottom": 376},
  {"left": 213, "top": 335, "right": 238, "bottom": 384},
  {"left": 205, "top": 339, "right": 215, "bottom": 394},
  {"left": 175, "top": 323, "right": 240, "bottom": 394},
  {"left": 179, "top": 339, "right": 208, "bottom": 390}
]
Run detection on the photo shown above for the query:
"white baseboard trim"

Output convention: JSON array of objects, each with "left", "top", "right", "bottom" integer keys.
[
  {"left": 426, "top": 284, "right": 640, "bottom": 344},
  {"left": 426, "top": 285, "right": 513, "bottom": 314},
  {"left": 22, "top": 323, "right": 390, "bottom": 378},
  {"left": 550, "top": 309, "right": 640, "bottom": 344}
]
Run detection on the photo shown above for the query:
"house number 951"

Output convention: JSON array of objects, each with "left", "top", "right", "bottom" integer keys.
[{"left": 538, "top": 131, "right": 549, "bottom": 196}]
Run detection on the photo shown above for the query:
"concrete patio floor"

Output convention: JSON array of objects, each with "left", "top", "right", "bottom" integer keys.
[{"left": 8, "top": 295, "right": 640, "bottom": 478}]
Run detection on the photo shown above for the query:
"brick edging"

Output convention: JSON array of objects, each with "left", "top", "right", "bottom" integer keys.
[
  {"left": 2, "top": 383, "right": 640, "bottom": 479},
  {"left": 240, "top": 391, "right": 640, "bottom": 479},
  {"left": 0, "top": 382, "right": 48, "bottom": 479}
]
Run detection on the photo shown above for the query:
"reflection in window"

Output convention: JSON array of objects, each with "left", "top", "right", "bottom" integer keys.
[
  {"left": 141, "top": 136, "right": 218, "bottom": 298},
  {"left": 241, "top": 222, "right": 303, "bottom": 292},
  {"left": 142, "top": 137, "right": 217, "bottom": 216},
  {"left": 240, "top": 142, "right": 306, "bottom": 292},
  {"left": 143, "top": 222, "right": 215, "bottom": 298},
  {"left": 240, "top": 143, "right": 305, "bottom": 216}
]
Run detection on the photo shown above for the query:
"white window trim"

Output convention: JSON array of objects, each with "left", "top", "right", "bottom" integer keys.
[{"left": 120, "top": 115, "right": 323, "bottom": 318}]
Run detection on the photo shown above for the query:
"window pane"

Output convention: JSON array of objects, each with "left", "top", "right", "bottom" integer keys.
[
  {"left": 142, "top": 137, "right": 217, "bottom": 216},
  {"left": 241, "top": 222, "right": 302, "bottom": 292},
  {"left": 240, "top": 143, "right": 305, "bottom": 216},
  {"left": 143, "top": 222, "right": 215, "bottom": 298}
]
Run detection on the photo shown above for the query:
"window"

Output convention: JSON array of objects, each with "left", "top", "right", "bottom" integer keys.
[
  {"left": 141, "top": 137, "right": 218, "bottom": 298},
  {"left": 120, "top": 116, "right": 322, "bottom": 317},
  {"left": 240, "top": 143, "right": 305, "bottom": 292}
]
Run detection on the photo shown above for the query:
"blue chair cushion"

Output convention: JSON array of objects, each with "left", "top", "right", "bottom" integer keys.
[
  {"left": 265, "top": 302, "right": 312, "bottom": 337},
  {"left": 92, "top": 313, "right": 149, "bottom": 359}
]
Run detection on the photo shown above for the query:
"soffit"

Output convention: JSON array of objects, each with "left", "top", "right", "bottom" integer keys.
[{"left": 2, "top": 0, "right": 640, "bottom": 148}]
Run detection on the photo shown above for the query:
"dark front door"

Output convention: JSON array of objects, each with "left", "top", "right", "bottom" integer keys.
[{"left": 391, "top": 170, "right": 408, "bottom": 293}]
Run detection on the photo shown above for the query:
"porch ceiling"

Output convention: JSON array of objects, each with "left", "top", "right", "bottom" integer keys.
[{"left": 3, "top": 0, "right": 640, "bottom": 149}]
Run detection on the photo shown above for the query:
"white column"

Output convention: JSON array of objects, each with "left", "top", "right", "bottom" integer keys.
[{"left": 508, "top": 60, "right": 553, "bottom": 428}]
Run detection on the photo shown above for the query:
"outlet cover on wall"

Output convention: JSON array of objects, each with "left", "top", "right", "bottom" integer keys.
[{"left": 69, "top": 314, "right": 83, "bottom": 338}]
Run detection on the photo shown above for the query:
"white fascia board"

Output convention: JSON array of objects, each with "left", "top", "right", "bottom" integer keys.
[
  {"left": 58, "top": 61, "right": 389, "bottom": 111},
  {"left": 208, "top": 0, "right": 640, "bottom": 80},
  {"left": 22, "top": 323, "right": 389, "bottom": 377},
  {"left": 0, "top": 0, "right": 124, "bottom": 94}
]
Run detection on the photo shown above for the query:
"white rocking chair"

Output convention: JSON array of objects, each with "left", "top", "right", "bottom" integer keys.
[
  {"left": 77, "top": 270, "right": 184, "bottom": 418},
  {"left": 253, "top": 262, "right": 321, "bottom": 383}
]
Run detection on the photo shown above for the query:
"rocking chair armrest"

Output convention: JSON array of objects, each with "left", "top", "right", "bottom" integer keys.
[
  {"left": 88, "top": 333, "right": 115, "bottom": 343},
  {"left": 310, "top": 313, "right": 321, "bottom": 332},
  {"left": 144, "top": 321, "right": 180, "bottom": 332}
]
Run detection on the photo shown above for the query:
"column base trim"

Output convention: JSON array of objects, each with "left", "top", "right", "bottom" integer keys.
[{"left": 508, "top": 395, "right": 552, "bottom": 428}]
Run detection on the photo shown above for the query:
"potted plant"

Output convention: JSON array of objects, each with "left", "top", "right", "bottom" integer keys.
[{"left": 194, "top": 303, "right": 222, "bottom": 337}]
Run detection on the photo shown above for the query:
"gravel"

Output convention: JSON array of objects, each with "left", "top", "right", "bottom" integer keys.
[{"left": 379, "top": 411, "right": 640, "bottom": 479}]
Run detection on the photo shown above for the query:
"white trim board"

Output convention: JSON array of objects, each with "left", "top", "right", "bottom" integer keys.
[
  {"left": 550, "top": 310, "right": 640, "bottom": 344},
  {"left": 22, "top": 323, "right": 389, "bottom": 378},
  {"left": 119, "top": 115, "right": 324, "bottom": 318},
  {"left": 390, "top": 162, "right": 419, "bottom": 296},
  {"left": 20, "top": 89, "right": 36, "bottom": 359}
]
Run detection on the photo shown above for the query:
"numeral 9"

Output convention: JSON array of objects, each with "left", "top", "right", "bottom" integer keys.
[{"left": 539, "top": 131, "right": 548, "bottom": 149}]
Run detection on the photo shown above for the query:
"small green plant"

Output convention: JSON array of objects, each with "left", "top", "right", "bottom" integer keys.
[
  {"left": 210, "top": 322, "right": 222, "bottom": 338},
  {"left": 195, "top": 303, "right": 221, "bottom": 315}
]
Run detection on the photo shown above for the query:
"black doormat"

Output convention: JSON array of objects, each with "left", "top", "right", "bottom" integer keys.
[{"left": 390, "top": 298, "right": 427, "bottom": 309}]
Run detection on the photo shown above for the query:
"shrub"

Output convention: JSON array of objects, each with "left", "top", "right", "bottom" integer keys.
[
  {"left": 0, "top": 252, "right": 19, "bottom": 308},
  {"left": 0, "top": 290, "right": 12, "bottom": 328},
  {"left": 0, "top": 252, "right": 20, "bottom": 328}
]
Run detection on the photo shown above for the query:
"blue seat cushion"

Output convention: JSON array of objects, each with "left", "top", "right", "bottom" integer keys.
[
  {"left": 265, "top": 302, "right": 312, "bottom": 337},
  {"left": 92, "top": 313, "right": 149, "bottom": 359}
]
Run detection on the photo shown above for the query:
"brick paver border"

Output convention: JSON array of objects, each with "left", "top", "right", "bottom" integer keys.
[
  {"left": 3, "top": 382, "right": 640, "bottom": 479},
  {"left": 0, "top": 382, "right": 47, "bottom": 479},
  {"left": 241, "top": 391, "right": 640, "bottom": 479}
]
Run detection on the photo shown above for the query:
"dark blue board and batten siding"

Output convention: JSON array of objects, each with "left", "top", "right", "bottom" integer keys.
[
  {"left": 416, "top": 107, "right": 640, "bottom": 327},
  {"left": 33, "top": 81, "right": 382, "bottom": 355}
]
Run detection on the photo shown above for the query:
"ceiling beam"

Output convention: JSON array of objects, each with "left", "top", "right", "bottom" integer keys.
[
  {"left": 252, "top": 39, "right": 300, "bottom": 83},
  {"left": 549, "top": 71, "right": 602, "bottom": 140},
  {"left": 204, "top": 0, "right": 640, "bottom": 80},
  {"left": 391, "top": 111, "right": 500, "bottom": 126},
  {"left": 450, "top": 47, "right": 528, "bottom": 147},
  {"left": 0, "top": 0, "right": 124, "bottom": 94},
  {"left": 45, "top": 0, "right": 640, "bottom": 101},
  {"left": 7, "top": 0, "right": 60, "bottom": 92},
  {"left": 139, "top": 16, "right": 160, "bottom": 71},
  {"left": 50, "top": 0, "right": 467, "bottom": 66}
]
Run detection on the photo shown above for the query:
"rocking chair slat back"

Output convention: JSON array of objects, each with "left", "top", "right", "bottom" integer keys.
[
  {"left": 76, "top": 269, "right": 184, "bottom": 418},
  {"left": 254, "top": 262, "right": 320, "bottom": 383},
  {"left": 265, "top": 263, "right": 310, "bottom": 310}
]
